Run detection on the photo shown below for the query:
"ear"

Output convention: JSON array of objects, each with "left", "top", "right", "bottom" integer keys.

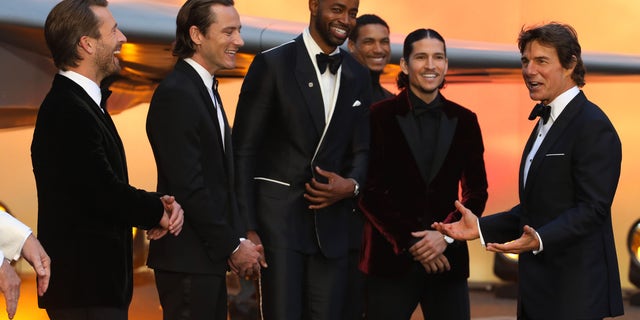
[
  {"left": 189, "top": 25, "right": 202, "bottom": 46},
  {"left": 400, "top": 57, "right": 409, "bottom": 75},
  {"left": 77, "top": 35, "right": 95, "bottom": 55},
  {"left": 347, "top": 39, "right": 355, "bottom": 53},
  {"left": 309, "top": 0, "right": 319, "bottom": 17}
]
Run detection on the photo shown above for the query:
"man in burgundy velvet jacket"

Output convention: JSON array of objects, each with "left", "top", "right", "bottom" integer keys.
[{"left": 358, "top": 28, "right": 488, "bottom": 320}]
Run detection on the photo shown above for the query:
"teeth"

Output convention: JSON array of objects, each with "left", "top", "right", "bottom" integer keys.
[
  {"left": 422, "top": 74, "right": 437, "bottom": 79},
  {"left": 333, "top": 27, "right": 346, "bottom": 35}
]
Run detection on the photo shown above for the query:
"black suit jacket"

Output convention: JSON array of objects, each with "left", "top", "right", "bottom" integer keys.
[
  {"left": 32, "top": 74, "right": 164, "bottom": 309},
  {"left": 146, "top": 60, "right": 240, "bottom": 275},
  {"left": 233, "top": 35, "right": 372, "bottom": 258},
  {"left": 359, "top": 89, "right": 488, "bottom": 278},
  {"left": 480, "top": 91, "right": 624, "bottom": 319}
]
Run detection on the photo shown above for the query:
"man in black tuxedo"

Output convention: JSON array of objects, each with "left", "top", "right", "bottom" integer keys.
[
  {"left": 31, "top": 1, "right": 184, "bottom": 319},
  {"left": 358, "top": 28, "right": 488, "bottom": 320},
  {"left": 145, "top": 1, "right": 263, "bottom": 319},
  {"left": 233, "top": 0, "right": 372, "bottom": 318},
  {"left": 434, "top": 23, "right": 624, "bottom": 320}
]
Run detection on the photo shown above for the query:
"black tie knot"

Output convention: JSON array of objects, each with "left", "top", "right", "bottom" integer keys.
[
  {"left": 528, "top": 103, "right": 551, "bottom": 124},
  {"left": 316, "top": 52, "right": 342, "bottom": 74}
]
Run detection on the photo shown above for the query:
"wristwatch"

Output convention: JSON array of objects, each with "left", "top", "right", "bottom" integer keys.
[
  {"left": 351, "top": 179, "right": 360, "bottom": 197},
  {"left": 443, "top": 234, "right": 454, "bottom": 245}
]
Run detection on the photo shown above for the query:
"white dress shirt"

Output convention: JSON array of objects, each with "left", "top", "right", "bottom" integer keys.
[{"left": 59, "top": 70, "right": 104, "bottom": 112}]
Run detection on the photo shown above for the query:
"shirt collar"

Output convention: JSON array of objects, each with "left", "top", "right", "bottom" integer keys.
[
  {"left": 58, "top": 70, "right": 102, "bottom": 107},
  {"left": 302, "top": 28, "right": 340, "bottom": 71},
  {"left": 547, "top": 86, "right": 580, "bottom": 122},
  {"left": 184, "top": 58, "right": 215, "bottom": 91}
]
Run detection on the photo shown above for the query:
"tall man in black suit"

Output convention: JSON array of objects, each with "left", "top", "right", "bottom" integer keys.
[
  {"left": 233, "top": 0, "right": 372, "bottom": 318},
  {"left": 434, "top": 23, "right": 624, "bottom": 320},
  {"left": 31, "top": 1, "right": 184, "bottom": 319},
  {"left": 145, "top": 1, "right": 263, "bottom": 319},
  {"left": 358, "top": 28, "right": 488, "bottom": 320}
]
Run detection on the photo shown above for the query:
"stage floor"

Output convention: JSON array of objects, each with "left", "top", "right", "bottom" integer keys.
[{"left": 2, "top": 268, "right": 639, "bottom": 320}]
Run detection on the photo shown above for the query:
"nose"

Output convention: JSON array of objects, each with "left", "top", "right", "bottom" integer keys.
[
  {"left": 117, "top": 28, "right": 127, "bottom": 43},
  {"left": 235, "top": 32, "right": 244, "bottom": 47}
]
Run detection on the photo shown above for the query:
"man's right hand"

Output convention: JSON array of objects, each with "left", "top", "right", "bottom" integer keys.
[
  {"left": 228, "top": 239, "right": 263, "bottom": 280},
  {"left": 0, "top": 259, "right": 20, "bottom": 319},
  {"left": 432, "top": 200, "right": 480, "bottom": 241}
]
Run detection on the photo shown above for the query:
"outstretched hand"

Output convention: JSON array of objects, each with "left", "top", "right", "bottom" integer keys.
[
  {"left": 486, "top": 225, "right": 540, "bottom": 254},
  {"left": 431, "top": 200, "right": 480, "bottom": 241}
]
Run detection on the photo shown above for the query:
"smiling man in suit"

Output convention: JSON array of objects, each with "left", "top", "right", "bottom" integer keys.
[
  {"left": 358, "top": 28, "right": 488, "bottom": 320},
  {"left": 233, "top": 0, "right": 372, "bottom": 318},
  {"left": 145, "top": 1, "right": 264, "bottom": 319},
  {"left": 434, "top": 22, "right": 624, "bottom": 320},
  {"left": 32, "top": 1, "right": 184, "bottom": 319}
]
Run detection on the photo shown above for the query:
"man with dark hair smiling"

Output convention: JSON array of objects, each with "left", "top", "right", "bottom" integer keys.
[
  {"left": 434, "top": 22, "right": 624, "bottom": 320},
  {"left": 233, "top": 0, "right": 372, "bottom": 318}
]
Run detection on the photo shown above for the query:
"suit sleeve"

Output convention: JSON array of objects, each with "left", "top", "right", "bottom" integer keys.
[
  {"left": 454, "top": 112, "right": 488, "bottom": 219},
  {"left": 43, "top": 102, "right": 164, "bottom": 229},
  {"left": 233, "top": 53, "right": 275, "bottom": 232},
  {"left": 147, "top": 84, "right": 238, "bottom": 261}
]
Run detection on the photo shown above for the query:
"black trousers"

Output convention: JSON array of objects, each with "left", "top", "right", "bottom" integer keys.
[
  {"left": 46, "top": 307, "right": 127, "bottom": 320},
  {"left": 154, "top": 270, "right": 227, "bottom": 320},
  {"left": 260, "top": 247, "right": 348, "bottom": 320},
  {"left": 365, "top": 262, "right": 470, "bottom": 320}
]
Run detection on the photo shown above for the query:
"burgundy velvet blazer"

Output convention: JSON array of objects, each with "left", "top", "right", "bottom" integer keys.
[{"left": 359, "top": 89, "right": 488, "bottom": 278}]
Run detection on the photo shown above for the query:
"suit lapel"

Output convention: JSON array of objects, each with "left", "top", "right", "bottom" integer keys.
[
  {"left": 429, "top": 107, "right": 457, "bottom": 183},
  {"left": 395, "top": 92, "right": 430, "bottom": 182},
  {"left": 522, "top": 92, "right": 586, "bottom": 194},
  {"left": 294, "top": 36, "right": 326, "bottom": 136}
]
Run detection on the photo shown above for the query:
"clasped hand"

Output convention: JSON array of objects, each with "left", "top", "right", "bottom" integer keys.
[
  {"left": 409, "top": 230, "right": 450, "bottom": 273},
  {"left": 228, "top": 239, "right": 267, "bottom": 280},
  {"left": 147, "top": 195, "right": 185, "bottom": 240}
]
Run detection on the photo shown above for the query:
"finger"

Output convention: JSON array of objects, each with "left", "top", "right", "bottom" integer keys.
[
  {"left": 5, "top": 290, "right": 18, "bottom": 319},
  {"left": 411, "top": 230, "right": 427, "bottom": 238}
]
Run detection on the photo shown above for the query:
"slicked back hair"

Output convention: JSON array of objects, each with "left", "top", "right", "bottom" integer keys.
[
  {"left": 44, "top": 0, "right": 108, "bottom": 70},
  {"left": 173, "top": 0, "right": 234, "bottom": 59}
]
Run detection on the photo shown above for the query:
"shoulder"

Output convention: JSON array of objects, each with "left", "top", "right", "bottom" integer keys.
[{"left": 441, "top": 97, "right": 478, "bottom": 121}]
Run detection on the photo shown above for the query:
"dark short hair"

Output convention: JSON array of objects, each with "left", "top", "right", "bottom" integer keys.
[
  {"left": 518, "top": 22, "right": 586, "bottom": 87},
  {"left": 44, "top": 0, "right": 107, "bottom": 70},
  {"left": 348, "top": 14, "right": 389, "bottom": 42},
  {"left": 173, "top": 0, "right": 234, "bottom": 59},
  {"left": 397, "top": 28, "right": 447, "bottom": 90}
]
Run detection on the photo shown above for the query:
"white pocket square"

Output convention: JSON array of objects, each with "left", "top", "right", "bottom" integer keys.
[
  {"left": 352, "top": 100, "right": 361, "bottom": 107},
  {"left": 545, "top": 153, "right": 565, "bottom": 157}
]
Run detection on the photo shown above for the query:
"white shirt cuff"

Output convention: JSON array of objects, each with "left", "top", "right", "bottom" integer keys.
[
  {"left": 0, "top": 251, "right": 4, "bottom": 267},
  {"left": 477, "top": 219, "right": 486, "bottom": 247},
  {"left": 232, "top": 237, "right": 246, "bottom": 254},
  {"left": 0, "top": 210, "right": 32, "bottom": 261},
  {"left": 532, "top": 231, "right": 544, "bottom": 254}
]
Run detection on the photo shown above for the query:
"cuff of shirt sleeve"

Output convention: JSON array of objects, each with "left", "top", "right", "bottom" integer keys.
[
  {"left": 532, "top": 231, "right": 544, "bottom": 254},
  {"left": 477, "top": 219, "right": 486, "bottom": 248},
  {"left": 232, "top": 237, "right": 246, "bottom": 254}
]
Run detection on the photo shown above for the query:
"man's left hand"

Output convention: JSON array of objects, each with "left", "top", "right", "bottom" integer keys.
[
  {"left": 486, "top": 225, "right": 540, "bottom": 254},
  {"left": 304, "top": 166, "right": 355, "bottom": 209}
]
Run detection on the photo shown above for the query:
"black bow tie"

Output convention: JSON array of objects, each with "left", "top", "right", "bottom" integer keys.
[
  {"left": 316, "top": 52, "right": 342, "bottom": 74},
  {"left": 528, "top": 103, "right": 551, "bottom": 124},
  {"left": 100, "top": 87, "right": 112, "bottom": 110}
]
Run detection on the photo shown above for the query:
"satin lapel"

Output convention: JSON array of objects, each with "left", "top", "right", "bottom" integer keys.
[
  {"left": 428, "top": 110, "right": 457, "bottom": 184},
  {"left": 176, "top": 60, "right": 226, "bottom": 154},
  {"left": 519, "top": 125, "right": 539, "bottom": 196},
  {"left": 525, "top": 92, "right": 585, "bottom": 194},
  {"left": 294, "top": 37, "right": 325, "bottom": 136},
  {"left": 396, "top": 112, "right": 430, "bottom": 182}
]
